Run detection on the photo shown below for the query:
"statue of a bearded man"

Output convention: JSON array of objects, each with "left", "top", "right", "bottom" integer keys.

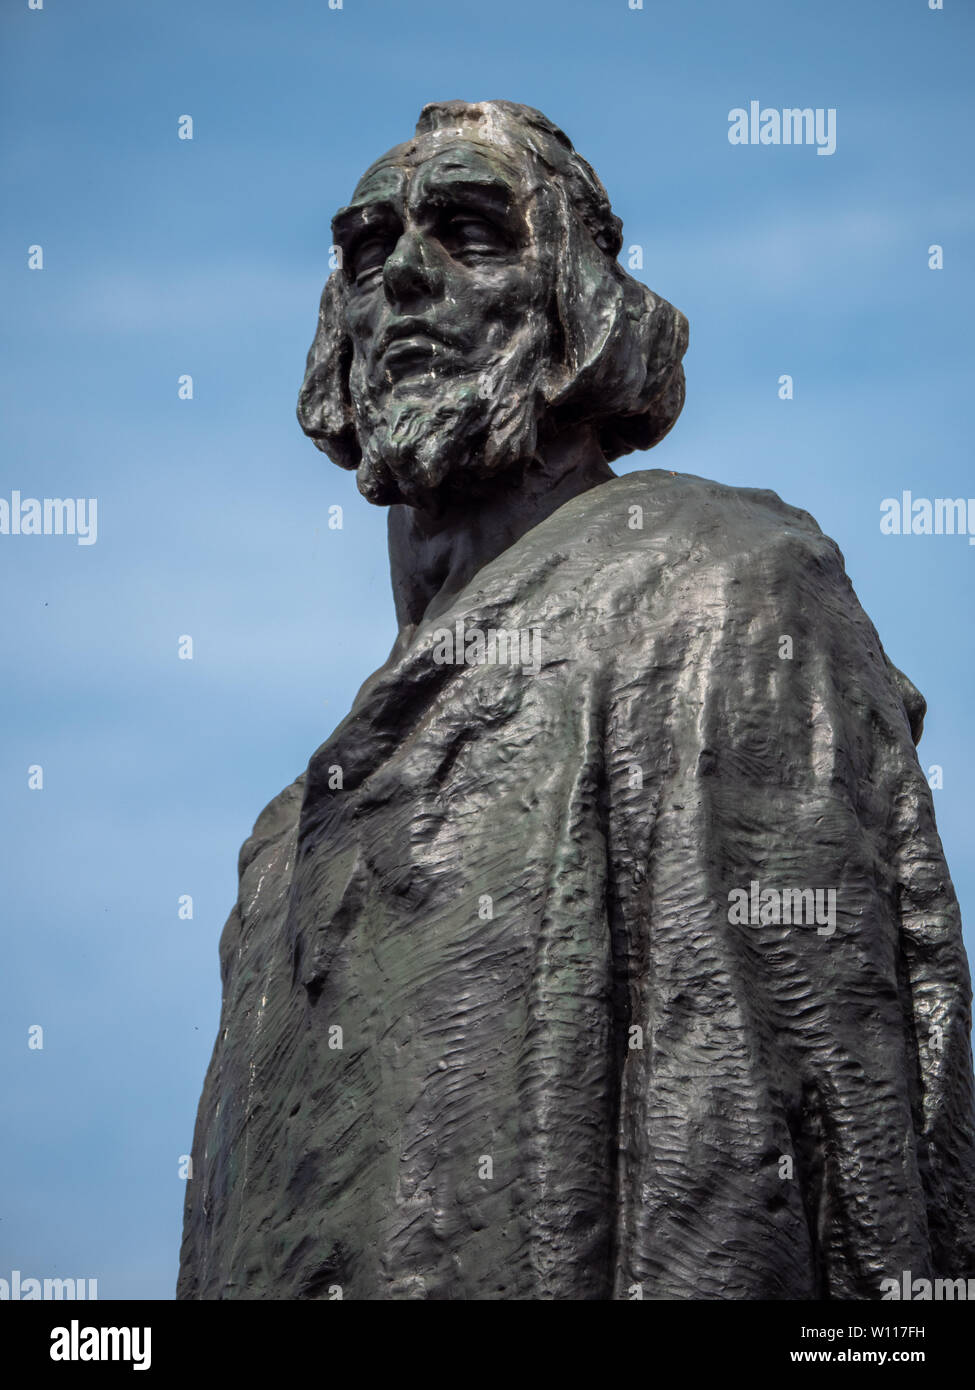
[{"left": 178, "top": 100, "right": 975, "bottom": 1301}]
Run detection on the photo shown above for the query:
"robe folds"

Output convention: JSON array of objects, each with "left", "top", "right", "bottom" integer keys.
[{"left": 178, "top": 468, "right": 975, "bottom": 1300}]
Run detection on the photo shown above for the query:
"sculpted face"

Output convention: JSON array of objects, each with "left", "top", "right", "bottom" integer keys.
[
  {"left": 331, "top": 131, "right": 555, "bottom": 508},
  {"left": 298, "top": 101, "right": 689, "bottom": 511}
]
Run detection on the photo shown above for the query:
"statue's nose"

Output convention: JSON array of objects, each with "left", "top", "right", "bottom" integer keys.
[{"left": 382, "top": 230, "right": 441, "bottom": 305}]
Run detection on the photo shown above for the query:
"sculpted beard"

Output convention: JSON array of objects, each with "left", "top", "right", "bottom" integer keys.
[{"left": 348, "top": 324, "right": 548, "bottom": 508}]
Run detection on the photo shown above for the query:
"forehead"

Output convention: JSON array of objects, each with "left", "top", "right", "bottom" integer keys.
[{"left": 340, "top": 133, "right": 536, "bottom": 222}]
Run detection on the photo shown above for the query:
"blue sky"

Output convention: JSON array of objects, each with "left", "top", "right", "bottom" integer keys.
[{"left": 1, "top": 0, "right": 972, "bottom": 1299}]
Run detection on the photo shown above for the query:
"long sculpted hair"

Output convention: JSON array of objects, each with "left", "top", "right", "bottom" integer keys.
[{"left": 297, "top": 100, "right": 689, "bottom": 503}]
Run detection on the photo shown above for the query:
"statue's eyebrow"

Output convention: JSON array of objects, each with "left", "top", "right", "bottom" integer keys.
[
  {"left": 330, "top": 173, "right": 519, "bottom": 253},
  {"left": 409, "top": 175, "right": 514, "bottom": 222},
  {"left": 331, "top": 199, "right": 401, "bottom": 248}
]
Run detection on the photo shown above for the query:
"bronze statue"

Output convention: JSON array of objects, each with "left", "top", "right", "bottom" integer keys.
[{"left": 178, "top": 101, "right": 975, "bottom": 1300}]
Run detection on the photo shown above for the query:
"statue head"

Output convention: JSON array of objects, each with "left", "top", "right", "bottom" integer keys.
[{"left": 297, "top": 99, "right": 688, "bottom": 510}]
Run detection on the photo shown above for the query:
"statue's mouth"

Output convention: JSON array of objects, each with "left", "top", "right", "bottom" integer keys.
[{"left": 382, "top": 336, "right": 440, "bottom": 380}]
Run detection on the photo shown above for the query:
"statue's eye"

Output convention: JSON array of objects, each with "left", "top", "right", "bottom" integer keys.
[
  {"left": 350, "top": 238, "right": 390, "bottom": 284},
  {"left": 442, "top": 214, "right": 506, "bottom": 256}
]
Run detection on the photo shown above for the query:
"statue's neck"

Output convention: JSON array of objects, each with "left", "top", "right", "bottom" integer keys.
[{"left": 386, "top": 425, "right": 615, "bottom": 641}]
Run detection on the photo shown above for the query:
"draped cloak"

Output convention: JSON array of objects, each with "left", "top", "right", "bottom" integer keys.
[{"left": 177, "top": 469, "right": 975, "bottom": 1300}]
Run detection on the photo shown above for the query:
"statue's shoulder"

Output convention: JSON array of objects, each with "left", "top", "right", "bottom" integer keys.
[
  {"left": 572, "top": 468, "right": 843, "bottom": 571},
  {"left": 236, "top": 772, "right": 306, "bottom": 880},
  {"left": 217, "top": 773, "right": 306, "bottom": 971}
]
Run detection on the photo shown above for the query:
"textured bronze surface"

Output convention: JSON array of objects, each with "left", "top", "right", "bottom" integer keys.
[{"left": 178, "top": 102, "right": 975, "bottom": 1300}]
